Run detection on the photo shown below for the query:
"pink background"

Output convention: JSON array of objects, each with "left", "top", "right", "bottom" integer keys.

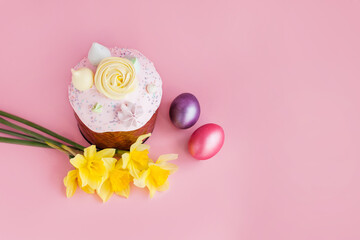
[{"left": 0, "top": 0, "right": 360, "bottom": 239}]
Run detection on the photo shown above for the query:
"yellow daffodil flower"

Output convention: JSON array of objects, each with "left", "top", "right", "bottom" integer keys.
[
  {"left": 122, "top": 133, "right": 151, "bottom": 178},
  {"left": 134, "top": 154, "right": 178, "bottom": 198},
  {"left": 97, "top": 160, "right": 132, "bottom": 202},
  {"left": 63, "top": 135, "right": 179, "bottom": 201},
  {"left": 63, "top": 169, "right": 95, "bottom": 198},
  {"left": 70, "top": 145, "right": 117, "bottom": 190}
]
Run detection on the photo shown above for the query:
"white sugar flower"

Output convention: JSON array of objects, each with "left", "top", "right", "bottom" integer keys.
[{"left": 117, "top": 102, "right": 144, "bottom": 128}]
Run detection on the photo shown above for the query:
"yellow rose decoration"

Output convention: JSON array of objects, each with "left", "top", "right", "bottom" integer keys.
[{"left": 94, "top": 57, "right": 137, "bottom": 99}]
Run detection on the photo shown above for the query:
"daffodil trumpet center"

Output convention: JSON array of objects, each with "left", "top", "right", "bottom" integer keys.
[
  {"left": 148, "top": 165, "right": 170, "bottom": 188},
  {"left": 87, "top": 160, "right": 106, "bottom": 177},
  {"left": 109, "top": 169, "right": 131, "bottom": 192}
]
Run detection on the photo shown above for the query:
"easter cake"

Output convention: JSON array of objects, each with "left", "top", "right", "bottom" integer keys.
[{"left": 68, "top": 43, "right": 162, "bottom": 149}]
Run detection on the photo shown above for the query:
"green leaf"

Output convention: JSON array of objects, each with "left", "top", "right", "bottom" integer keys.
[{"left": 92, "top": 103, "right": 103, "bottom": 113}]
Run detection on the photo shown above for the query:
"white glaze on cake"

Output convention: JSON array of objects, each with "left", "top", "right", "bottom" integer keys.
[{"left": 68, "top": 47, "right": 162, "bottom": 133}]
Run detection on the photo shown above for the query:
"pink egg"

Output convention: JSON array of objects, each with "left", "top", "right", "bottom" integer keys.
[{"left": 188, "top": 123, "right": 225, "bottom": 160}]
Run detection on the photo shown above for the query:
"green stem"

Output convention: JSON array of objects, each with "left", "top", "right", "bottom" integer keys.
[
  {"left": 0, "top": 128, "right": 41, "bottom": 142},
  {"left": 0, "top": 128, "right": 77, "bottom": 149},
  {"left": 0, "top": 137, "right": 52, "bottom": 148},
  {"left": 116, "top": 149, "right": 129, "bottom": 155},
  {"left": 0, "top": 117, "right": 81, "bottom": 151},
  {"left": 44, "top": 142, "right": 74, "bottom": 157},
  {"left": 0, "top": 110, "right": 85, "bottom": 150}
]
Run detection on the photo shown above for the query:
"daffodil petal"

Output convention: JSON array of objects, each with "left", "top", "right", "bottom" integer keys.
[
  {"left": 147, "top": 183, "right": 157, "bottom": 199},
  {"left": 157, "top": 154, "right": 178, "bottom": 163},
  {"left": 97, "top": 179, "right": 113, "bottom": 202},
  {"left": 130, "top": 133, "right": 151, "bottom": 152},
  {"left": 122, "top": 153, "right": 130, "bottom": 169},
  {"left": 133, "top": 169, "right": 149, "bottom": 188},
  {"left": 157, "top": 180, "right": 169, "bottom": 192},
  {"left": 157, "top": 162, "right": 178, "bottom": 174},
  {"left": 130, "top": 143, "right": 139, "bottom": 152},
  {"left": 115, "top": 159, "right": 124, "bottom": 169},
  {"left": 128, "top": 162, "right": 140, "bottom": 179},
  {"left": 78, "top": 168, "right": 89, "bottom": 187},
  {"left": 64, "top": 169, "right": 77, "bottom": 186},
  {"left": 84, "top": 145, "right": 96, "bottom": 159},
  {"left": 87, "top": 175, "right": 102, "bottom": 190},
  {"left": 116, "top": 185, "right": 130, "bottom": 198},
  {"left": 70, "top": 154, "right": 87, "bottom": 169},
  {"left": 138, "top": 133, "right": 151, "bottom": 142},
  {"left": 81, "top": 185, "right": 95, "bottom": 194},
  {"left": 76, "top": 171, "right": 95, "bottom": 193},
  {"left": 136, "top": 144, "right": 150, "bottom": 152},
  {"left": 95, "top": 148, "right": 116, "bottom": 160},
  {"left": 102, "top": 157, "right": 117, "bottom": 172},
  {"left": 65, "top": 183, "right": 77, "bottom": 198},
  {"left": 63, "top": 170, "right": 78, "bottom": 198}
]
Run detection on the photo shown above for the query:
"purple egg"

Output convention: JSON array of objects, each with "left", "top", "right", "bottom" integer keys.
[{"left": 169, "top": 93, "right": 200, "bottom": 129}]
